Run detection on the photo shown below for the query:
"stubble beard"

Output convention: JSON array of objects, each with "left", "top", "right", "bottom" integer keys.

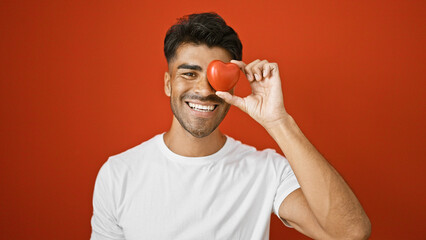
[{"left": 169, "top": 93, "right": 230, "bottom": 138}]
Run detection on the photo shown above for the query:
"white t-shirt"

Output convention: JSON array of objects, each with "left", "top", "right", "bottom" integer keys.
[{"left": 91, "top": 134, "right": 300, "bottom": 240}]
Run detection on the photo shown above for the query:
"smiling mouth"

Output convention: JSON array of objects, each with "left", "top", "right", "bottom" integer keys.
[{"left": 186, "top": 102, "right": 218, "bottom": 112}]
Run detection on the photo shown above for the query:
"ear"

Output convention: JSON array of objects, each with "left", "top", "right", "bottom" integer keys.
[{"left": 164, "top": 72, "right": 171, "bottom": 97}]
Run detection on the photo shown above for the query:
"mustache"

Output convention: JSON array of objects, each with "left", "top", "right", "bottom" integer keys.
[{"left": 181, "top": 93, "right": 225, "bottom": 104}]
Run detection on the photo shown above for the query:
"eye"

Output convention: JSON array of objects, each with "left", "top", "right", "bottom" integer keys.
[{"left": 182, "top": 72, "right": 196, "bottom": 77}]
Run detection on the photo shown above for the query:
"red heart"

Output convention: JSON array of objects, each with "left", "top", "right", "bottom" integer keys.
[{"left": 207, "top": 60, "right": 240, "bottom": 91}]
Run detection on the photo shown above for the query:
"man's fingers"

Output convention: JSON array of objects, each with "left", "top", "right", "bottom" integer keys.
[
  {"left": 215, "top": 91, "right": 246, "bottom": 112},
  {"left": 267, "top": 62, "right": 279, "bottom": 74},
  {"left": 230, "top": 60, "right": 246, "bottom": 74},
  {"left": 232, "top": 59, "right": 280, "bottom": 82},
  {"left": 244, "top": 59, "right": 261, "bottom": 82},
  {"left": 252, "top": 60, "right": 268, "bottom": 81},
  {"left": 263, "top": 63, "right": 271, "bottom": 78}
]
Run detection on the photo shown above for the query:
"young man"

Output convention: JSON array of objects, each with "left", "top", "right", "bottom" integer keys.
[{"left": 91, "top": 13, "right": 371, "bottom": 240}]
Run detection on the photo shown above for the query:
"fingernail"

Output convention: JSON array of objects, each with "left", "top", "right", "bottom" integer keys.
[
  {"left": 247, "top": 74, "right": 253, "bottom": 81},
  {"left": 254, "top": 74, "right": 260, "bottom": 80},
  {"left": 262, "top": 70, "right": 267, "bottom": 77}
]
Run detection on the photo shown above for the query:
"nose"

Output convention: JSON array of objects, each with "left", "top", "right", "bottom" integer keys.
[{"left": 194, "top": 74, "right": 215, "bottom": 96}]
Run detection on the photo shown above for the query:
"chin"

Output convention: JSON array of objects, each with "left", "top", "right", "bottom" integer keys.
[{"left": 185, "top": 125, "right": 217, "bottom": 138}]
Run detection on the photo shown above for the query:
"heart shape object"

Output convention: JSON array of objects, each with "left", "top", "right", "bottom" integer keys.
[{"left": 207, "top": 60, "right": 240, "bottom": 91}]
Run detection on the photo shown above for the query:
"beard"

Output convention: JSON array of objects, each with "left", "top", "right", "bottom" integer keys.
[{"left": 170, "top": 92, "right": 230, "bottom": 138}]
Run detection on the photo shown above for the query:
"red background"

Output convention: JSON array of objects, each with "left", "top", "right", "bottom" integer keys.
[{"left": 1, "top": 0, "right": 425, "bottom": 239}]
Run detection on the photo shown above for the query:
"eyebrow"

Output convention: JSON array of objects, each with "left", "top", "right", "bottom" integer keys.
[{"left": 177, "top": 64, "right": 202, "bottom": 71}]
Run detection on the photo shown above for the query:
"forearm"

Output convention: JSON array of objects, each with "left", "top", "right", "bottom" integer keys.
[{"left": 266, "top": 114, "right": 370, "bottom": 238}]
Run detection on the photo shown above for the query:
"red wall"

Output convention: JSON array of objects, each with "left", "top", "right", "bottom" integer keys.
[{"left": 1, "top": 1, "right": 424, "bottom": 239}]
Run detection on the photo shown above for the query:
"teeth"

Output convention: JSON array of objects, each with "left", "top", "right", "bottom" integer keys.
[{"left": 188, "top": 102, "right": 215, "bottom": 112}]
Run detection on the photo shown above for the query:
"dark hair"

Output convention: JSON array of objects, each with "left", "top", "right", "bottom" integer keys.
[{"left": 164, "top": 12, "right": 242, "bottom": 63}]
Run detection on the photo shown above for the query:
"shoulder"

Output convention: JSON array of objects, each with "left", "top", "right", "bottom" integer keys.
[
  {"left": 226, "top": 136, "right": 293, "bottom": 185},
  {"left": 226, "top": 136, "right": 288, "bottom": 167},
  {"left": 103, "top": 133, "right": 163, "bottom": 176}
]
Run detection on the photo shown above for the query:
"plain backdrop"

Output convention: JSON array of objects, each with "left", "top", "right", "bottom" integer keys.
[{"left": 1, "top": 0, "right": 425, "bottom": 239}]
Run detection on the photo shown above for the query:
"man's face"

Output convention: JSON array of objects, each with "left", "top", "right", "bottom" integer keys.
[{"left": 164, "top": 43, "right": 233, "bottom": 138}]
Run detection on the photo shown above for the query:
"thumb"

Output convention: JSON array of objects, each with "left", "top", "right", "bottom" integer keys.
[{"left": 216, "top": 91, "right": 246, "bottom": 112}]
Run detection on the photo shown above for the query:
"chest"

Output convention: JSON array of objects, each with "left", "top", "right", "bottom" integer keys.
[{"left": 117, "top": 159, "right": 274, "bottom": 240}]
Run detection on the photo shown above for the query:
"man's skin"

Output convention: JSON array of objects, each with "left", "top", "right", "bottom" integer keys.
[{"left": 163, "top": 43, "right": 371, "bottom": 239}]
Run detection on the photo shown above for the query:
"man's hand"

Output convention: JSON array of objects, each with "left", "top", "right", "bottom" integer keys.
[
  {"left": 215, "top": 59, "right": 288, "bottom": 129},
  {"left": 217, "top": 59, "right": 371, "bottom": 239}
]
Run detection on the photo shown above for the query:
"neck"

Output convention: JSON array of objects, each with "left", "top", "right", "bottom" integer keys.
[{"left": 163, "top": 118, "right": 226, "bottom": 157}]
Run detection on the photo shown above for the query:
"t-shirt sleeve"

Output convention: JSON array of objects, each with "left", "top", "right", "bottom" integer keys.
[
  {"left": 271, "top": 152, "right": 300, "bottom": 228},
  {"left": 90, "top": 159, "right": 125, "bottom": 240}
]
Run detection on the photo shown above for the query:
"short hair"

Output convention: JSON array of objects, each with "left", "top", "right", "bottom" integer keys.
[{"left": 164, "top": 12, "right": 243, "bottom": 63}]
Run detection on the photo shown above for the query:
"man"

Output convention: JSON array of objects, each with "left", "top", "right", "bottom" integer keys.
[{"left": 91, "top": 12, "right": 371, "bottom": 240}]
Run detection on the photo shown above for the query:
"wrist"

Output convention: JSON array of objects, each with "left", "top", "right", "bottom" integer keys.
[{"left": 263, "top": 113, "right": 294, "bottom": 135}]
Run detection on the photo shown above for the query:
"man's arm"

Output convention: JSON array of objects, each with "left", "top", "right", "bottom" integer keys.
[
  {"left": 91, "top": 160, "right": 125, "bottom": 240},
  {"left": 216, "top": 59, "right": 371, "bottom": 239},
  {"left": 270, "top": 115, "right": 371, "bottom": 239}
]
